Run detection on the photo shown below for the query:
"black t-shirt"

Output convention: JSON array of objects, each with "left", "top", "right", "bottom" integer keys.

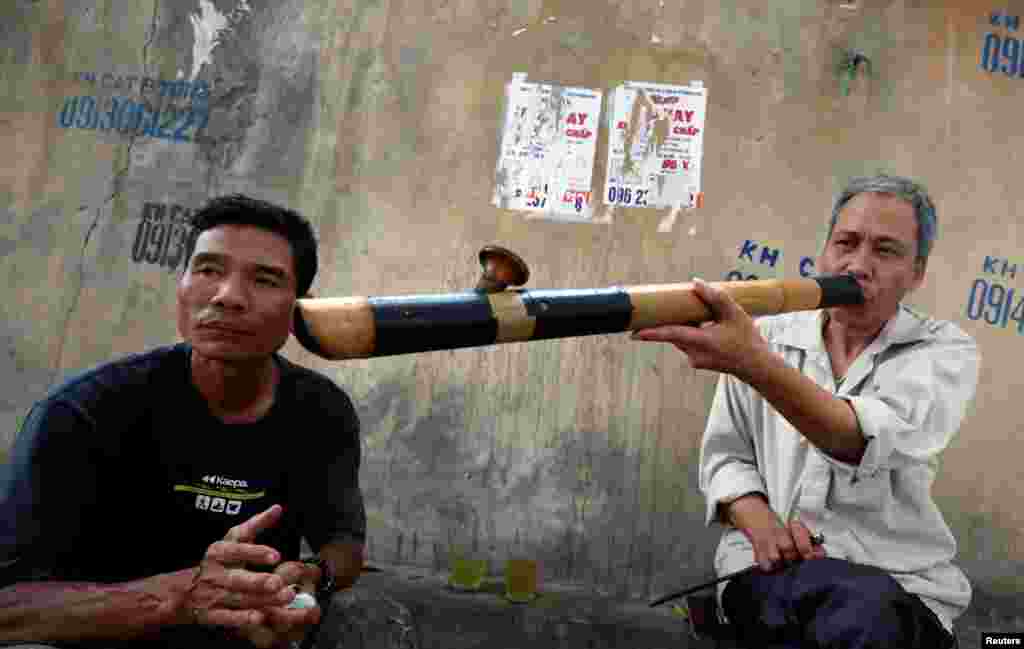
[{"left": 0, "top": 343, "right": 365, "bottom": 645}]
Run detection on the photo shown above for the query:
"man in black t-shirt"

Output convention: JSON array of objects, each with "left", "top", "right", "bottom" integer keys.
[{"left": 0, "top": 195, "right": 366, "bottom": 648}]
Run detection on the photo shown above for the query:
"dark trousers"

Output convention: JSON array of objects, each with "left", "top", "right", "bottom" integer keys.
[{"left": 722, "top": 557, "right": 957, "bottom": 649}]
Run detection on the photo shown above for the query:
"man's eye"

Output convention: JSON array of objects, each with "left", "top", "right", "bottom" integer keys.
[{"left": 256, "top": 277, "right": 279, "bottom": 287}]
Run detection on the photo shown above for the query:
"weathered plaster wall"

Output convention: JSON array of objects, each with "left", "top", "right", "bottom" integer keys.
[{"left": 2, "top": 0, "right": 1022, "bottom": 623}]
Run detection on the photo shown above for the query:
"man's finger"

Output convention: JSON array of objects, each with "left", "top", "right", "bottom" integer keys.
[
  {"left": 224, "top": 504, "right": 284, "bottom": 543},
  {"left": 775, "top": 528, "right": 799, "bottom": 564},
  {"left": 216, "top": 566, "right": 294, "bottom": 596},
  {"left": 630, "top": 324, "right": 703, "bottom": 345},
  {"left": 755, "top": 540, "right": 779, "bottom": 572},
  {"left": 211, "top": 586, "right": 295, "bottom": 612},
  {"left": 272, "top": 560, "right": 321, "bottom": 588},
  {"left": 201, "top": 606, "right": 266, "bottom": 629},
  {"left": 206, "top": 541, "right": 281, "bottom": 568},
  {"left": 789, "top": 519, "right": 815, "bottom": 560},
  {"left": 778, "top": 541, "right": 800, "bottom": 564},
  {"left": 194, "top": 579, "right": 294, "bottom": 615}
]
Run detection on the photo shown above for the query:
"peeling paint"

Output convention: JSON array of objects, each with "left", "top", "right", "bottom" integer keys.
[{"left": 188, "top": 0, "right": 251, "bottom": 81}]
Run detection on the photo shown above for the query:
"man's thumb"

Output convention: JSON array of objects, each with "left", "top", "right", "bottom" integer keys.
[{"left": 694, "top": 278, "right": 740, "bottom": 321}]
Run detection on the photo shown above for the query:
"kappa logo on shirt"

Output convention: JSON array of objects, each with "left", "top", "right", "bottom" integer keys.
[
  {"left": 173, "top": 474, "right": 266, "bottom": 517},
  {"left": 202, "top": 475, "right": 249, "bottom": 489}
]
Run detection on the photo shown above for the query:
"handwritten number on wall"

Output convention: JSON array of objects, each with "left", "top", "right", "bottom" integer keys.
[
  {"left": 966, "top": 279, "right": 1023, "bottom": 332},
  {"left": 57, "top": 95, "right": 209, "bottom": 142},
  {"left": 58, "top": 97, "right": 78, "bottom": 127},
  {"left": 1003, "top": 37, "right": 1020, "bottom": 75},
  {"left": 982, "top": 33, "right": 1000, "bottom": 72},
  {"left": 131, "top": 203, "right": 198, "bottom": 272},
  {"left": 980, "top": 31, "right": 1024, "bottom": 78},
  {"left": 75, "top": 96, "right": 98, "bottom": 129}
]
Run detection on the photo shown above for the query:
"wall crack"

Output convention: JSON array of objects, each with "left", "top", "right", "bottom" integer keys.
[{"left": 48, "top": 0, "right": 159, "bottom": 386}]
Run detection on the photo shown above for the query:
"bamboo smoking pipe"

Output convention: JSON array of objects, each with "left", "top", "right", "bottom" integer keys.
[{"left": 291, "top": 246, "right": 863, "bottom": 361}]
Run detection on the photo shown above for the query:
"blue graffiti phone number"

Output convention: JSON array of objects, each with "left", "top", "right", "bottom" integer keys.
[
  {"left": 57, "top": 96, "right": 209, "bottom": 142},
  {"left": 966, "top": 279, "right": 1024, "bottom": 332},
  {"left": 981, "top": 32, "right": 1024, "bottom": 78},
  {"left": 607, "top": 186, "right": 649, "bottom": 207}
]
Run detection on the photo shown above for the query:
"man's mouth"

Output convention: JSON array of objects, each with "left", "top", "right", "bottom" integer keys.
[{"left": 200, "top": 322, "right": 250, "bottom": 335}]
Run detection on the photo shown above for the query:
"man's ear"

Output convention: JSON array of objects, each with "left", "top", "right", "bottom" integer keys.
[{"left": 911, "top": 258, "right": 927, "bottom": 291}]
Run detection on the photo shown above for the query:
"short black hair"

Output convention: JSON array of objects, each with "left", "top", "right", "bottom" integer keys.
[
  {"left": 188, "top": 194, "right": 318, "bottom": 297},
  {"left": 826, "top": 174, "right": 937, "bottom": 265}
]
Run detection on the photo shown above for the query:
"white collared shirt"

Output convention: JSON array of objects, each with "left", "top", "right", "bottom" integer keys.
[{"left": 701, "top": 305, "right": 981, "bottom": 632}]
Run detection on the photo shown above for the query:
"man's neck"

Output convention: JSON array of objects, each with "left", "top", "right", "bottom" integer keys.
[
  {"left": 823, "top": 309, "right": 890, "bottom": 376},
  {"left": 190, "top": 350, "right": 279, "bottom": 423}
]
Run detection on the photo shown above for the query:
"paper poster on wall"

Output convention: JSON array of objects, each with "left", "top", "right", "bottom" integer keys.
[
  {"left": 492, "top": 73, "right": 603, "bottom": 222},
  {"left": 602, "top": 81, "right": 707, "bottom": 213}
]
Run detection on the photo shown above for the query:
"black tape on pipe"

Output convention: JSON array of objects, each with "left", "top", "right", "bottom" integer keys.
[
  {"left": 813, "top": 274, "right": 865, "bottom": 308},
  {"left": 370, "top": 292, "right": 498, "bottom": 356},
  {"left": 520, "top": 288, "right": 634, "bottom": 340}
]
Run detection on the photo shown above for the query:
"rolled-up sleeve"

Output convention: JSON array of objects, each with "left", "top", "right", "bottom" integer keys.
[
  {"left": 699, "top": 374, "right": 766, "bottom": 526},
  {"left": 839, "top": 330, "right": 980, "bottom": 480}
]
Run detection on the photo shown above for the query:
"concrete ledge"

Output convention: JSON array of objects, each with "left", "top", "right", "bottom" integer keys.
[
  {"left": 317, "top": 562, "right": 702, "bottom": 649},
  {"left": 307, "top": 561, "right": 1024, "bottom": 649}
]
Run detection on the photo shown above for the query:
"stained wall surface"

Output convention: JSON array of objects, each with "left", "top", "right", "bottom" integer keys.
[{"left": 2, "top": 0, "right": 1022, "bottom": 618}]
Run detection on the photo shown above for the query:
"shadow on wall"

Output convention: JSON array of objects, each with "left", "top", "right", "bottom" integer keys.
[
  {"left": 354, "top": 371, "right": 720, "bottom": 600},
  {"left": 939, "top": 503, "right": 1024, "bottom": 618},
  {"left": 350, "top": 370, "right": 1024, "bottom": 614}
]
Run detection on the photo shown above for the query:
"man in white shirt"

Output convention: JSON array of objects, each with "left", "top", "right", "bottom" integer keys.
[{"left": 632, "top": 174, "right": 976, "bottom": 649}]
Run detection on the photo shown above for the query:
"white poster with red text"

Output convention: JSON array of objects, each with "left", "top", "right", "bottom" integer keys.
[
  {"left": 602, "top": 81, "right": 707, "bottom": 211},
  {"left": 492, "top": 74, "right": 603, "bottom": 221}
]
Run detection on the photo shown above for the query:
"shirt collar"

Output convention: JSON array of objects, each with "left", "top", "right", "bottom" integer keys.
[{"left": 771, "top": 304, "right": 932, "bottom": 354}]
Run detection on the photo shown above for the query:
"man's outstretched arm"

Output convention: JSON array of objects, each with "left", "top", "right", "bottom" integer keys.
[
  {"left": 0, "top": 568, "right": 196, "bottom": 642},
  {"left": 635, "top": 279, "right": 865, "bottom": 463}
]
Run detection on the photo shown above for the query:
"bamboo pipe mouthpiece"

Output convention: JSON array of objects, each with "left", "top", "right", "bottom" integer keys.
[{"left": 476, "top": 246, "right": 530, "bottom": 294}]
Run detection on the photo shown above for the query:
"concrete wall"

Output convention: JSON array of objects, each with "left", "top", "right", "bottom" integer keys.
[{"left": 2, "top": 0, "right": 1023, "bottom": 623}]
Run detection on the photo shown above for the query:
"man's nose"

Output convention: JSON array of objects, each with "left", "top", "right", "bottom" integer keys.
[
  {"left": 843, "top": 246, "right": 873, "bottom": 280},
  {"left": 211, "top": 273, "right": 249, "bottom": 309}
]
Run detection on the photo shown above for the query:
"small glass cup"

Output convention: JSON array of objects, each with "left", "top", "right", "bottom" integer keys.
[
  {"left": 504, "top": 558, "right": 539, "bottom": 602},
  {"left": 448, "top": 547, "right": 488, "bottom": 592}
]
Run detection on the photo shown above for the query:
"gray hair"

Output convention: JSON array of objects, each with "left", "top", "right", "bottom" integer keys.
[{"left": 826, "top": 174, "right": 938, "bottom": 265}]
